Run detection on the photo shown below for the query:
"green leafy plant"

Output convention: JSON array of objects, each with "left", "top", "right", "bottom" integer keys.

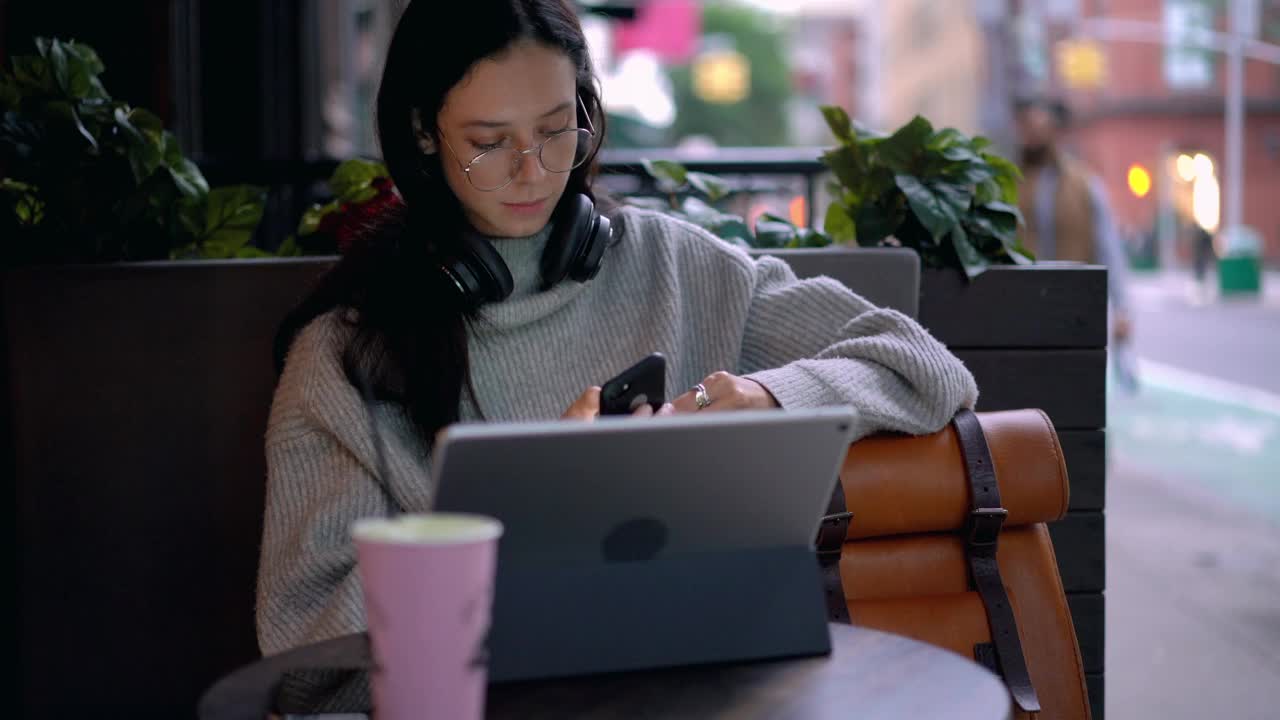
[
  {"left": 282, "top": 158, "right": 400, "bottom": 256},
  {"left": 0, "top": 37, "right": 267, "bottom": 264},
  {"left": 635, "top": 109, "right": 1034, "bottom": 279},
  {"left": 632, "top": 159, "right": 832, "bottom": 249},
  {"left": 818, "top": 106, "right": 1033, "bottom": 278}
]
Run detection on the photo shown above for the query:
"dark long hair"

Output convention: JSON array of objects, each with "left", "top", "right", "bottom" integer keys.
[{"left": 274, "top": 0, "right": 609, "bottom": 445}]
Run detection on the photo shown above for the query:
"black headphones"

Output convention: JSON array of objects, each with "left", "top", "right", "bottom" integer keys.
[{"left": 439, "top": 192, "right": 611, "bottom": 309}]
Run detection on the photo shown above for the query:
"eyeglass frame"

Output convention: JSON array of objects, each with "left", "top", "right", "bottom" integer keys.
[{"left": 437, "top": 96, "right": 599, "bottom": 192}]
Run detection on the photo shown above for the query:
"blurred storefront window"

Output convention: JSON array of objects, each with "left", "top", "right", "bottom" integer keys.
[
  {"left": 1163, "top": 0, "right": 1217, "bottom": 90},
  {"left": 300, "top": 0, "right": 397, "bottom": 160}
]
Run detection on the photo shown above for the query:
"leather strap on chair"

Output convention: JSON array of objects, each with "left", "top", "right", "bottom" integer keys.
[
  {"left": 815, "top": 478, "right": 852, "bottom": 624},
  {"left": 953, "top": 409, "right": 1041, "bottom": 715}
]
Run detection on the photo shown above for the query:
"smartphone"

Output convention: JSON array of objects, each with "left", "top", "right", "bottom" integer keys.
[{"left": 600, "top": 353, "right": 666, "bottom": 415}]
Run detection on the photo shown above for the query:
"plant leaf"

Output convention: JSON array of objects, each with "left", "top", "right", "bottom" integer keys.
[
  {"left": 201, "top": 184, "right": 266, "bottom": 253},
  {"left": 641, "top": 158, "right": 687, "bottom": 192},
  {"left": 983, "top": 153, "right": 1023, "bottom": 204},
  {"left": 950, "top": 224, "right": 990, "bottom": 280},
  {"left": 13, "top": 54, "right": 54, "bottom": 94},
  {"left": 0, "top": 74, "right": 20, "bottom": 110},
  {"left": 939, "top": 145, "right": 983, "bottom": 164},
  {"left": 298, "top": 199, "right": 340, "bottom": 236},
  {"left": 330, "top": 158, "right": 389, "bottom": 200},
  {"left": 820, "top": 105, "right": 853, "bottom": 142},
  {"left": 162, "top": 131, "right": 209, "bottom": 198},
  {"left": 39, "top": 100, "right": 98, "bottom": 151},
  {"left": 45, "top": 38, "right": 97, "bottom": 99},
  {"left": 943, "top": 163, "right": 996, "bottom": 188},
  {"left": 823, "top": 202, "right": 855, "bottom": 243},
  {"left": 1007, "top": 245, "right": 1036, "bottom": 265},
  {"left": 853, "top": 200, "right": 902, "bottom": 246},
  {"left": 65, "top": 41, "right": 106, "bottom": 76},
  {"left": 755, "top": 212, "right": 800, "bottom": 248},
  {"left": 820, "top": 145, "right": 864, "bottom": 195},
  {"left": 876, "top": 115, "right": 933, "bottom": 172},
  {"left": 796, "top": 227, "right": 833, "bottom": 247},
  {"left": 679, "top": 196, "right": 751, "bottom": 243},
  {"left": 926, "top": 128, "right": 966, "bottom": 150},
  {"left": 982, "top": 201, "right": 1024, "bottom": 226},
  {"left": 686, "top": 171, "right": 729, "bottom": 202},
  {"left": 116, "top": 106, "right": 163, "bottom": 181},
  {"left": 276, "top": 235, "right": 301, "bottom": 257},
  {"left": 129, "top": 108, "right": 165, "bottom": 136},
  {"left": 974, "top": 179, "right": 1000, "bottom": 205},
  {"left": 895, "top": 174, "right": 964, "bottom": 240}
]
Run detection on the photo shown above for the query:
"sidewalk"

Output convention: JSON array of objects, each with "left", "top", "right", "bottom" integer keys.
[
  {"left": 1107, "top": 455, "right": 1280, "bottom": 719},
  {"left": 1127, "top": 267, "right": 1280, "bottom": 310}
]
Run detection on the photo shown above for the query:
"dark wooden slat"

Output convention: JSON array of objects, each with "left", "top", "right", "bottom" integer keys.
[
  {"left": 4, "top": 261, "right": 325, "bottom": 717},
  {"left": 1067, "top": 592, "right": 1104, "bottom": 674},
  {"left": 1087, "top": 673, "right": 1105, "bottom": 720},
  {"left": 920, "top": 265, "right": 1108, "bottom": 348},
  {"left": 1060, "top": 430, "right": 1106, "bottom": 511},
  {"left": 755, "top": 247, "right": 921, "bottom": 319},
  {"left": 955, "top": 349, "right": 1108, "bottom": 431},
  {"left": 1051, "top": 512, "right": 1106, "bottom": 593}
]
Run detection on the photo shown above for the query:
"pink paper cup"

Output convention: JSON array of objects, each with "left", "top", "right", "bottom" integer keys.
[{"left": 352, "top": 513, "right": 503, "bottom": 720}]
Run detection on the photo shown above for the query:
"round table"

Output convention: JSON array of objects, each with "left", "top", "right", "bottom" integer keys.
[
  {"left": 485, "top": 623, "right": 1010, "bottom": 719},
  {"left": 200, "top": 623, "right": 1010, "bottom": 720}
]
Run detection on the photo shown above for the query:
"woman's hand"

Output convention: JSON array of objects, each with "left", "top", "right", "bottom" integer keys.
[
  {"left": 561, "top": 386, "right": 602, "bottom": 420},
  {"left": 561, "top": 387, "right": 669, "bottom": 420},
  {"left": 669, "top": 371, "right": 780, "bottom": 414}
]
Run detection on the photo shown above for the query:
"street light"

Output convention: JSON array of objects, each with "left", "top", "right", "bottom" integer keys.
[
  {"left": 1128, "top": 164, "right": 1152, "bottom": 198},
  {"left": 1176, "top": 153, "right": 1197, "bottom": 182}
]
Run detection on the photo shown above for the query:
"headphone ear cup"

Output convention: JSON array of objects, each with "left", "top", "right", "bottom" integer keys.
[
  {"left": 444, "top": 235, "right": 514, "bottom": 308},
  {"left": 541, "top": 193, "right": 611, "bottom": 288},
  {"left": 540, "top": 193, "right": 591, "bottom": 289},
  {"left": 570, "top": 211, "right": 610, "bottom": 282}
]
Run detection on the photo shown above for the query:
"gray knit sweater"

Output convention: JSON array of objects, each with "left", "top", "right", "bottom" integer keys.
[{"left": 257, "top": 206, "right": 978, "bottom": 708}]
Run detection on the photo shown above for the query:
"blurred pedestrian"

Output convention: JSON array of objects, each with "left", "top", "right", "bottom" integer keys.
[{"left": 1013, "top": 94, "right": 1138, "bottom": 392}]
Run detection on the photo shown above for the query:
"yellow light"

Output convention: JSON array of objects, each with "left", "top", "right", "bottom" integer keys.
[
  {"left": 1055, "top": 40, "right": 1108, "bottom": 89},
  {"left": 1176, "top": 154, "right": 1197, "bottom": 182},
  {"left": 1193, "top": 153, "right": 1214, "bottom": 179},
  {"left": 1127, "top": 164, "right": 1152, "bottom": 198},
  {"left": 693, "top": 49, "right": 751, "bottom": 104},
  {"left": 1192, "top": 174, "right": 1220, "bottom": 232}
]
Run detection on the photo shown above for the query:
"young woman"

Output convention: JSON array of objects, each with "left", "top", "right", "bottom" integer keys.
[{"left": 258, "top": 0, "right": 978, "bottom": 707}]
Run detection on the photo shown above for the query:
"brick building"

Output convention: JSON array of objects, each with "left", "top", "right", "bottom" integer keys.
[{"left": 1022, "top": 0, "right": 1280, "bottom": 267}]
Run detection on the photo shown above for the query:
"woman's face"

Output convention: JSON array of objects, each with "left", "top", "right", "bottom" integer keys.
[{"left": 434, "top": 41, "right": 580, "bottom": 238}]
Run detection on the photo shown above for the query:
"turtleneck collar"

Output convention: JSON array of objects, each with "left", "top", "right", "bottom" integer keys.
[
  {"left": 470, "top": 221, "right": 556, "bottom": 301},
  {"left": 467, "top": 219, "right": 593, "bottom": 330}
]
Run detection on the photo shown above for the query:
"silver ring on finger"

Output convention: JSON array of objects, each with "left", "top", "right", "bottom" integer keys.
[{"left": 693, "top": 383, "right": 712, "bottom": 410}]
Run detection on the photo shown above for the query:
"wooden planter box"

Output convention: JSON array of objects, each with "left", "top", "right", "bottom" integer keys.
[
  {"left": 3, "top": 256, "right": 1108, "bottom": 718},
  {"left": 2, "top": 259, "right": 328, "bottom": 718},
  {"left": 920, "top": 264, "right": 1108, "bottom": 719}
]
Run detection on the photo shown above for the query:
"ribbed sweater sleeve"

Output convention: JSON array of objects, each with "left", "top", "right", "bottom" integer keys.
[{"left": 738, "top": 254, "right": 979, "bottom": 440}]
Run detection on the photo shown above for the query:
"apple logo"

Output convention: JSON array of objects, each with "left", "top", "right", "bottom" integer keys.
[{"left": 602, "top": 517, "right": 668, "bottom": 563}]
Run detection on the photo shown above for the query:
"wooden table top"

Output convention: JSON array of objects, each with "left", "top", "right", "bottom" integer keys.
[
  {"left": 484, "top": 623, "right": 1011, "bottom": 719},
  {"left": 203, "top": 623, "right": 1010, "bottom": 720}
]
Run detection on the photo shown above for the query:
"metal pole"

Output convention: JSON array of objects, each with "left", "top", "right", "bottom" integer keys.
[{"left": 1224, "top": 0, "right": 1247, "bottom": 237}]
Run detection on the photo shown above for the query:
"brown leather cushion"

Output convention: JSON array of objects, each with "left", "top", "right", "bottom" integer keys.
[
  {"left": 840, "top": 409, "right": 1069, "bottom": 539},
  {"left": 843, "top": 523, "right": 1091, "bottom": 720}
]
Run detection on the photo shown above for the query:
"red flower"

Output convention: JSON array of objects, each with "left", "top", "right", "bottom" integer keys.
[{"left": 332, "top": 180, "right": 404, "bottom": 254}]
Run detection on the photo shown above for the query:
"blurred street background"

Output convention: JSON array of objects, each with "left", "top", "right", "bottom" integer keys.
[
  {"left": 5, "top": 1, "right": 1278, "bottom": 717},
  {"left": 1107, "top": 267, "right": 1280, "bottom": 719}
]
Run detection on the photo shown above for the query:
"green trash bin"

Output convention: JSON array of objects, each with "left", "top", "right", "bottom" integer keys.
[{"left": 1217, "top": 226, "right": 1263, "bottom": 296}]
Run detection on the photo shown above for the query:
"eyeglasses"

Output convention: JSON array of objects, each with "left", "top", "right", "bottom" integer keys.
[{"left": 441, "top": 97, "right": 598, "bottom": 192}]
